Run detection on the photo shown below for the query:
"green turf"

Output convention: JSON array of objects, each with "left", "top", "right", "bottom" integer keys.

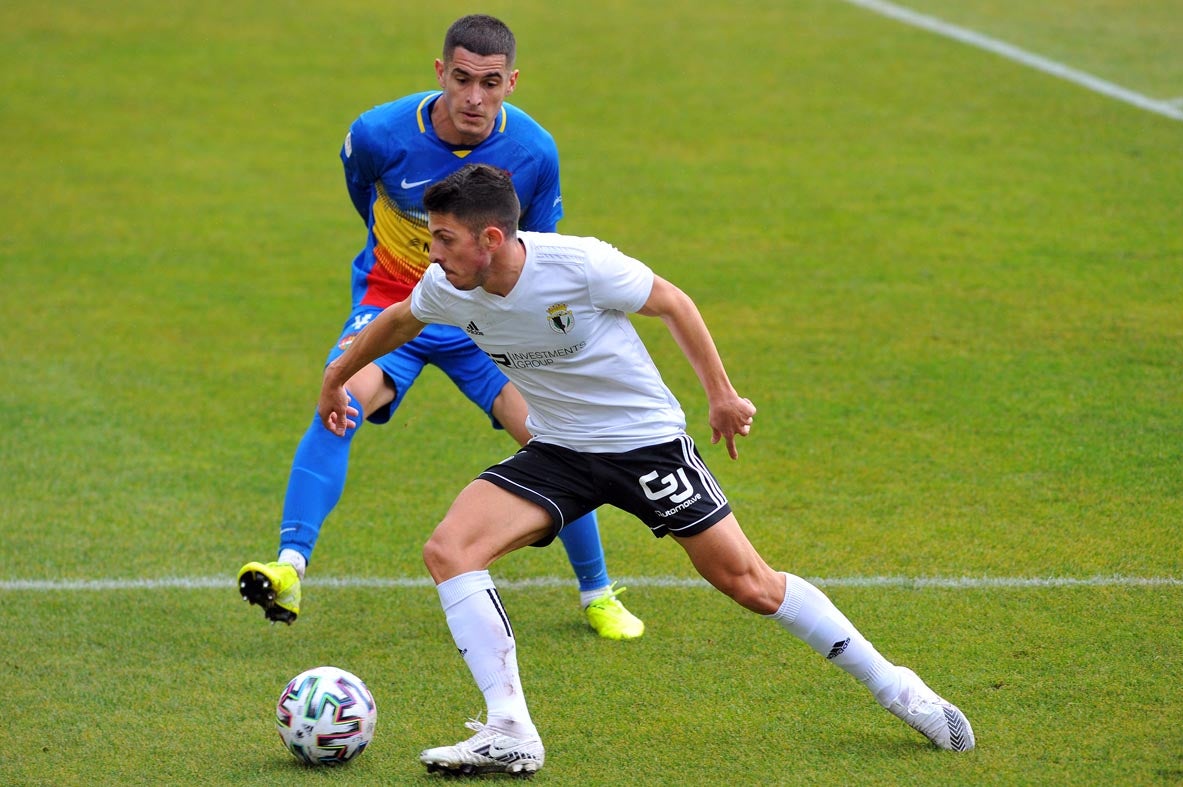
[
  {"left": 1, "top": 0, "right": 1180, "bottom": 784},
  {"left": 884, "top": 0, "right": 1183, "bottom": 97}
]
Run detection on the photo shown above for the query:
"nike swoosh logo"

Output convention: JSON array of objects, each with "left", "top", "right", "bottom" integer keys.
[
  {"left": 487, "top": 737, "right": 539, "bottom": 761},
  {"left": 400, "top": 177, "right": 431, "bottom": 189}
]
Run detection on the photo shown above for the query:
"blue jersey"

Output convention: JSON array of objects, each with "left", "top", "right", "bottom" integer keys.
[{"left": 341, "top": 91, "right": 563, "bottom": 308}]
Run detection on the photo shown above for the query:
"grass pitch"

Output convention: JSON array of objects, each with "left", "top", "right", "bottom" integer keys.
[{"left": 1, "top": 1, "right": 1180, "bottom": 784}]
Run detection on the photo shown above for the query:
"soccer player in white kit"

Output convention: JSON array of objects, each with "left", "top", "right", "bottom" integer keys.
[{"left": 318, "top": 163, "right": 975, "bottom": 776}]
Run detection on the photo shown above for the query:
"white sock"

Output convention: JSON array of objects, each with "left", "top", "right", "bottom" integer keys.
[
  {"left": 437, "top": 571, "right": 538, "bottom": 739},
  {"left": 277, "top": 549, "right": 306, "bottom": 580},
  {"left": 579, "top": 585, "right": 611, "bottom": 609},
  {"left": 767, "top": 573, "right": 901, "bottom": 705}
]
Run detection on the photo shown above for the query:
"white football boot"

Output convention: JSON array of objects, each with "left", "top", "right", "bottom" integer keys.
[
  {"left": 883, "top": 667, "right": 975, "bottom": 751},
  {"left": 420, "top": 719, "right": 545, "bottom": 776}
]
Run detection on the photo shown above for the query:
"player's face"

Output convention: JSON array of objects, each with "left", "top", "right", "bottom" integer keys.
[
  {"left": 428, "top": 213, "right": 492, "bottom": 291},
  {"left": 433, "top": 47, "right": 518, "bottom": 146}
]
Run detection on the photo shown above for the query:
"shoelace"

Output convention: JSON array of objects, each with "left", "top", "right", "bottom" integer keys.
[
  {"left": 463, "top": 718, "right": 490, "bottom": 735},
  {"left": 588, "top": 582, "right": 629, "bottom": 607}
]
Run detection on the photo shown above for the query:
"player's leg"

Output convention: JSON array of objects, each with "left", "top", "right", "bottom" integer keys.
[
  {"left": 238, "top": 308, "right": 419, "bottom": 623},
  {"left": 237, "top": 362, "right": 391, "bottom": 623},
  {"left": 419, "top": 479, "right": 552, "bottom": 775},
  {"left": 442, "top": 334, "right": 643, "bottom": 638},
  {"left": 279, "top": 362, "right": 391, "bottom": 568},
  {"left": 676, "top": 515, "right": 893, "bottom": 672},
  {"left": 675, "top": 516, "right": 974, "bottom": 751}
]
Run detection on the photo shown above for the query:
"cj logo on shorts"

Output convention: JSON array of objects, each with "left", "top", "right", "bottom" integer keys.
[
  {"left": 639, "top": 468, "right": 702, "bottom": 519},
  {"left": 639, "top": 469, "right": 695, "bottom": 504}
]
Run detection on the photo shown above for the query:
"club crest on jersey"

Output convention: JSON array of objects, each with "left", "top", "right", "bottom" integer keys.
[{"left": 547, "top": 303, "right": 574, "bottom": 334}]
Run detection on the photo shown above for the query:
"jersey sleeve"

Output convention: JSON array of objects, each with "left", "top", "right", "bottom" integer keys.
[
  {"left": 408, "top": 267, "right": 448, "bottom": 325},
  {"left": 585, "top": 240, "right": 655, "bottom": 314},
  {"left": 517, "top": 129, "right": 563, "bottom": 232},
  {"left": 341, "top": 115, "right": 377, "bottom": 223}
]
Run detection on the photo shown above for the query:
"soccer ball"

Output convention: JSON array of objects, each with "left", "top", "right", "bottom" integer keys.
[{"left": 275, "top": 666, "right": 377, "bottom": 765}]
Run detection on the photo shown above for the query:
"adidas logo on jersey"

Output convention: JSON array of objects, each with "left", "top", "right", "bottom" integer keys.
[{"left": 465, "top": 321, "right": 484, "bottom": 336}]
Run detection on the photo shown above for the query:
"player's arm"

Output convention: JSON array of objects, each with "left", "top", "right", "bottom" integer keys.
[
  {"left": 637, "top": 276, "right": 756, "bottom": 459},
  {"left": 341, "top": 121, "right": 376, "bottom": 223},
  {"left": 318, "top": 300, "right": 426, "bottom": 435},
  {"left": 518, "top": 133, "right": 563, "bottom": 232}
]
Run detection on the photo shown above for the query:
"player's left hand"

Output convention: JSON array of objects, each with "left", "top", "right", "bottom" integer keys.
[
  {"left": 710, "top": 395, "right": 756, "bottom": 460},
  {"left": 317, "top": 386, "right": 359, "bottom": 436}
]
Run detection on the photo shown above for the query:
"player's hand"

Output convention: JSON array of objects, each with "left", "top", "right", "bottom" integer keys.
[
  {"left": 710, "top": 395, "right": 756, "bottom": 460},
  {"left": 317, "top": 385, "right": 358, "bottom": 436}
]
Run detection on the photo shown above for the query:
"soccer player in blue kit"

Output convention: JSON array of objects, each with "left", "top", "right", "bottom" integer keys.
[
  {"left": 237, "top": 15, "right": 643, "bottom": 640},
  {"left": 318, "top": 163, "right": 975, "bottom": 776}
]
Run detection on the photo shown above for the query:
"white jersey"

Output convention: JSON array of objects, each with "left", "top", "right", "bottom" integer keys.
[{"left": 410, "top": 231, "right": 687, "bottom": 452}]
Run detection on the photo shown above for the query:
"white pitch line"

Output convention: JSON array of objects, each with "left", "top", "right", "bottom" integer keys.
[
  {"left": 0, "top": 574, "right": 1178, "bottom": 592},
  {"left": 837, "top": 0, "right": 1183, "bottom": 122}
]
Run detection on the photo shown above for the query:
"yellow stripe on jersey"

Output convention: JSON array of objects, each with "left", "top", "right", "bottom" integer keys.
[
  {"left": 415, "top": 94, "right": 433, "bottom": 134},
  {"left": 371, "top": 182, "right": 432, "bottom": 286}
]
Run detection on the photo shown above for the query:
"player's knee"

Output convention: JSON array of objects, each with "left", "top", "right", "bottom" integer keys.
[
  {"left": 716, "top": 571, "right": 782, "bottom": 615},
  {"left": 422, "top": 529, "right": 453, "bottom": 579}
]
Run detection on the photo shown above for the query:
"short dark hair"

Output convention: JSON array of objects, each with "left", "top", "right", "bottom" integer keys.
[
  {"left": 443, "top": 14, "right": 516, "bottom": 66},
  {"left": 423, "top": 164, "right": 521, "bottom": 239}
]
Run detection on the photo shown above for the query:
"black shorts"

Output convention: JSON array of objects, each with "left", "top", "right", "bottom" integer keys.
[{"left": 478, "top": 434, "right": 731, "bottom": 544}]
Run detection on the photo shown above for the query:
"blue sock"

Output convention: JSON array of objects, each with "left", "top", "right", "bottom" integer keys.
[
  {"left": 558, "top": 511, "right": 610, "bottom": 592},
  {"left": 278, "top": 394, "right": 363, "bottom": 563}
]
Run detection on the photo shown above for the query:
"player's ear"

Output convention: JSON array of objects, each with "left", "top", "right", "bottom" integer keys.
[
  {"left": 505, "top": 69, "right": 519, "bottom": 95},
  {"left": 482, "top": 226, "right": 506, "bottom": 252},
  {"left": 434, "top": 58, "right": 446, "bottom": 88}
]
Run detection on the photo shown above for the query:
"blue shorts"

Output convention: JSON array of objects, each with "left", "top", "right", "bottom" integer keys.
[{"left": 327, "top": 305, "right": 510, "bottom": 427}]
